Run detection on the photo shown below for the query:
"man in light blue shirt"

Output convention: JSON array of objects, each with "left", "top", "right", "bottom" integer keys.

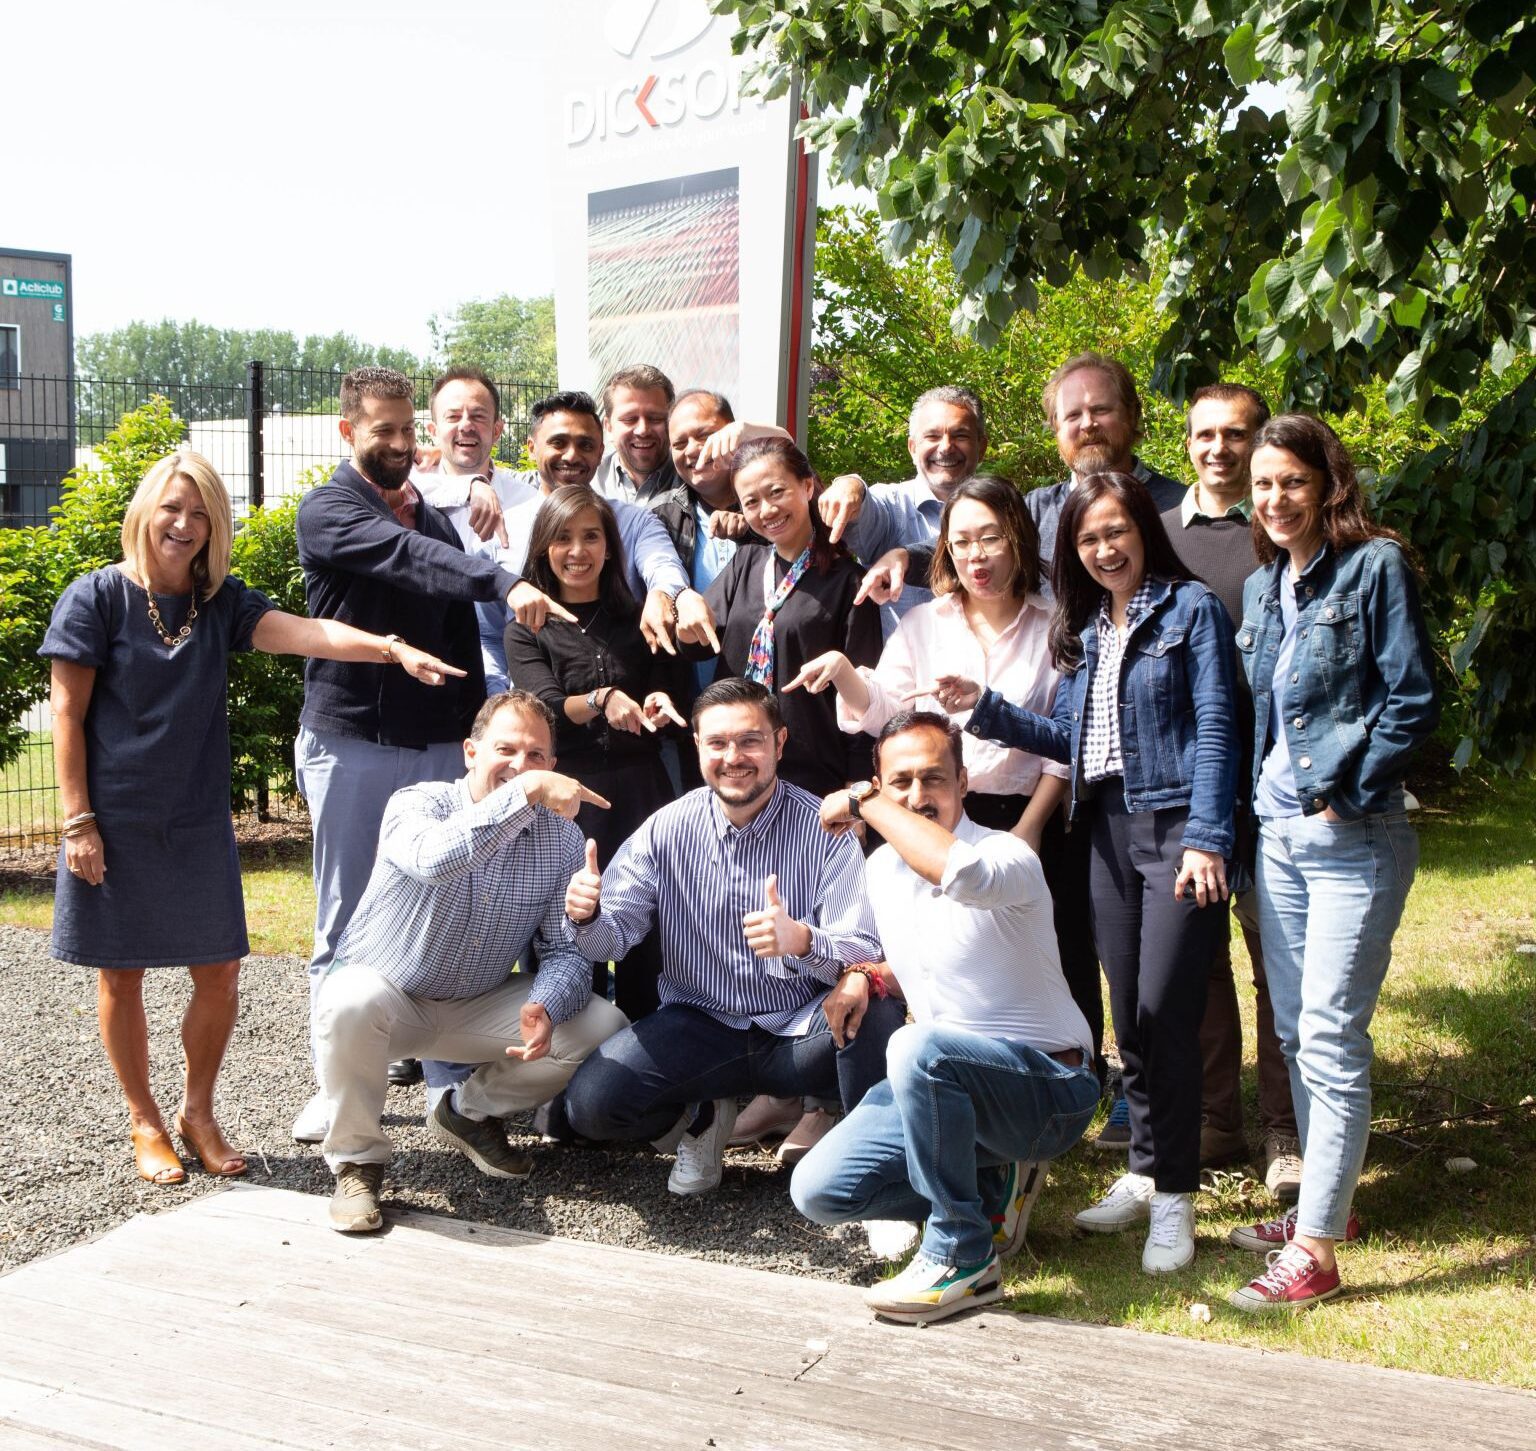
[{"left": 814, "top": 385, "right": 989, "bottom": 634}]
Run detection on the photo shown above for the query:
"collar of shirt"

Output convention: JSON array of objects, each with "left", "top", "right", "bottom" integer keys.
[
  {"left": 1180, "top": 483, "right": 1253, "bottom": 525},
  {"left": 365, "top": 475, "right": 419, "bottom": 528},
  {"left": 931, "top": 588, "right": 1043, "bottom": 644},
  {"left": 1098, "top": 579, "right": 1156, "bottom": 636},
  {"left": 708, "top": 776, "right": 789, "bottom": 843}
]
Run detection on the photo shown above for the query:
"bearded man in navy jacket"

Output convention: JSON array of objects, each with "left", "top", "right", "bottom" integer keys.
[{"left": 290, "top": 365, "right": 570, "bottom": 1143}]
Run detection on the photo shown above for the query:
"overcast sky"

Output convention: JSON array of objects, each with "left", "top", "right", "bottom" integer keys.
[{"left": 16, "top": 1, "right": 566, "bottom": 355}]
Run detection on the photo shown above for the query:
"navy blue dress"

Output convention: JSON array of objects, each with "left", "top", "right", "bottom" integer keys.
[{"left": 41, "top": 567, "right": 275, "bottom": 968}]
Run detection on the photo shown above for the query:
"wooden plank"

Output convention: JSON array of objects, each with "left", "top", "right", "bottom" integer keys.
[{"left": 0, "top": 1186, "right": 1529, "bottom": 1451}]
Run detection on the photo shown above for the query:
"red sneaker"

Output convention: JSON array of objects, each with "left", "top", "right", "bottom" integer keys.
[
  {"left": 1229, "top": 1243, "right": 1342, "bottom": 1311},
  {"left": 1227, "top": 1205, "right": 1359, "bottom": 1253}
]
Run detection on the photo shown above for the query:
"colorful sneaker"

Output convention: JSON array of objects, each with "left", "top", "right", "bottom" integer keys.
[
  {"left": 1142, "top": 1191, "right": 1196, "bottom": 1273},
  {"left": 1074, "top": 1171, "right": 1155, "bottom": 1233},
  {"left": 992, "top": 1160, "right": 1046, "bottom": 1260},
  {"left": 864, "top": 1254, "right": 1003, "bottom": 1325},
  {"left": 1227, "top": 1204, "right": 1360, "bottom": 1253},
  {"left": 1228, "top": 1242, "right": 1342, "bottom": 1312},
  {"left": 1091, "top": 1095, "right": 1131, "bottom": 1152},
  {"left": 668, "top": 1098, "right": 739, "bottom": 1196},
  {"left": 864, "top": 1220, "right": 921, "bottom": 1260},
  {"left": 1263, "top": 1133, "right": 1304, "bottom": 1202}
]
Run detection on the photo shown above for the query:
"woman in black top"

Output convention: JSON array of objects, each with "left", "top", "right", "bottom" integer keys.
[
  {"left": 504, "top": 486, "right": 685, "bottom": 1020},
  {"left": 692, "top": 437, "right": 881, "bottom": 796}
]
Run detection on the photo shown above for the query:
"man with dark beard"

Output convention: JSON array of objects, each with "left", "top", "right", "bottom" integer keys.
[{"left": 290, "top": 366, "right": 570, "bottom": 1143}]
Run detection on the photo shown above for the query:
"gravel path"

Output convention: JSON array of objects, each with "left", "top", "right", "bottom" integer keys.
[{"left": 0, "top": 925, "right": 881, "bottom": 1282}]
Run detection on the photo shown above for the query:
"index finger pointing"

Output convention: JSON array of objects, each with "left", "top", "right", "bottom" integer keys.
[
  {"left": 578, "top": 786, "right": 612, "bottom": 810},
  {"left": 702, "top": 619, "right": 721, "bottom": 654},
  {"left": 548, "top": 599, "right": 578, "bottom": 624},
  {"left": 900, "top": 684, "right": 939, "bottom": 703}
]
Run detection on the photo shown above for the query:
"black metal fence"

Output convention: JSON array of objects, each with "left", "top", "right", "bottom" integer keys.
[
  {"left": 0, "top": 364, "right": 553, "bottom": 860},
  {"left": 2, "top": 364, "right": 552, "bottom": 526}
]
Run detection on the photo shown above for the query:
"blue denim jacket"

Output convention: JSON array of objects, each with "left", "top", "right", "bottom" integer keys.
[
  {"left": 966, "top": 578, "right": 1239, "bottom": 856},
  {"left": 1237, "top": 539, "right": 1438, "bottom": 819}
]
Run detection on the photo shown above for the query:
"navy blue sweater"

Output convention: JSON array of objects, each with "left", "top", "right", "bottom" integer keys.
[{"left": 295, "top": 461, "right": 518, "bottom": 747}]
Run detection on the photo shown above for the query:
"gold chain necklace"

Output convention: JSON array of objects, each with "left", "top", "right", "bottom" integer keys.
[{"left": 145, "top": 587, "right": 198, "bottom": 649}]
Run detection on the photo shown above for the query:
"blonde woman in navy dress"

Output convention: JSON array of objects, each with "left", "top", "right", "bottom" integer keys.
[{"left": 43, "top": 452, "right": 462, "bottom": 1186}]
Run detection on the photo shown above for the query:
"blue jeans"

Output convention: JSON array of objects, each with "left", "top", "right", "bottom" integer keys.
[
  {"left": 563, "top": 997, "right": 906, "bottom": 1143},
  {"left": 791, "top": 1022, "right": 1099, "bottom": 1267},
  {"left": 1257, "top": 810, "right": 1418, "bottom": 1240}
]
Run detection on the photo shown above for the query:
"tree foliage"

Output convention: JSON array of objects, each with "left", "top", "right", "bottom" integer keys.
[
  {"left": 427, "top": 294, "right": 558, "bottom": 382},
  {"left": 0, "top": 398, "right": 187, "bottom": 771},
  {"left": 728, "top": 0, "right": 1536, "bottom": 771}
]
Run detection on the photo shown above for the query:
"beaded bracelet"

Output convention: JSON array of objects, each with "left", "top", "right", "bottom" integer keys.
[{"left": 840, "top": 962, "right": 889, "bottom": 999}]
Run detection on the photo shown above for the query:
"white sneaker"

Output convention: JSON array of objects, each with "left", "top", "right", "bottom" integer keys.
[
  {"left": 291, "top": 1092, "right": 329, "bottom": 1144},
  {"left": 667, "top": 1098, "right": 739, "bottom": 1196},
  {"left": 864, "top": 1219, "right": 921, "bottom": 1260},
  {"left": 1073, "top": 1171, "right": 1155, "bottom": 1232},
  {"left": 1142, "top": 1191, "right": 1196, "bottom": 1273}
]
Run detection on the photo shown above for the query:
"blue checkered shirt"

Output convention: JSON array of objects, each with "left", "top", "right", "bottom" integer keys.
[
  {"left": 568, "top": 779, "right": 882, "bottom": 1033},
  {"left": 334, "top": 776, "right": 591, "bottom": 1023},
  {"left": 1081, "top": 582, "right": 1155, "bottom": 783}
]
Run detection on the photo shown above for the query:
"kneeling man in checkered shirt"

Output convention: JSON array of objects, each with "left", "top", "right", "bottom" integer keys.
[{"left": 315, "top": 690, "right": 627, "bottom": 1233}]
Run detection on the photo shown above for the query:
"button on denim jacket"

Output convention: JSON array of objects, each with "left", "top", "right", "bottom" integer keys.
[
  {"left": 966, "top": 577, "right": 1239, "bottom": 857},
  {"left": 1236, "top": 539, "right": 1438, "bottom": 819}
]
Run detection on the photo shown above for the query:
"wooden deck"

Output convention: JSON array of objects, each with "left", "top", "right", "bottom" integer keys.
[{"left": 0, "top": 1186, "right": 1528, "bottom": 1450}]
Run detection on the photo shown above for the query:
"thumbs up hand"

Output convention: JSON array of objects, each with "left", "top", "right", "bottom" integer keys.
[
  {"left": 565, "top": 839, "right": 603, "bottom": 924},
  {"left": 742, "top": 873, "right": 812, "bottom": 959}
]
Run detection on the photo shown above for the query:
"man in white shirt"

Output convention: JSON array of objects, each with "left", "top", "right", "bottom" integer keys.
[
  {"left": 794, "top": 710, "right": 1098, "bottom": 1325},
  {"left": 412, "top": 367, "right": 530, "bottom": 551}
]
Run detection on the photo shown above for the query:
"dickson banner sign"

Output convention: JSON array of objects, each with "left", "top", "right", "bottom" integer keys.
[{"left": 543, "top": 0, "right": 816, "bottom": 435}]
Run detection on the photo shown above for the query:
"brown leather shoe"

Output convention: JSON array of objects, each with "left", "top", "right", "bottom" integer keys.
[{"left": 1199, "top": 1115, "right": 1249, "bottom": 1169}]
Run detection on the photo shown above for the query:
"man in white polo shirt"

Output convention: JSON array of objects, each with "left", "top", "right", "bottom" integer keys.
[{"left": 794, "top": 709, "right": 1098, "bottom": 1325}]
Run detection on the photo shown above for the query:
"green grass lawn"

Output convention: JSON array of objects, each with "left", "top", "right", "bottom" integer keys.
[{"left": 3, "top": 775, "right": 1532, "bottom": 1384}]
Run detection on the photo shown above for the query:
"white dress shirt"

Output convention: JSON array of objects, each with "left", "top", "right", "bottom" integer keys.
[{"left": 866, "top": 814, "right": 1092, "bottom": 1055}]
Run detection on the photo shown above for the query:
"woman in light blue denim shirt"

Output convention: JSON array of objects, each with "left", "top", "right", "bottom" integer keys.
[
  {"left": 1227, "top": 414, "right": 1437, "bottom": 1313},
  {"left": 929, "top": 472, "right": 1240, "bottom": 1277}
]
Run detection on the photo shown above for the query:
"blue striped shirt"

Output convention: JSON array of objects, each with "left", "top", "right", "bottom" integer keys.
[
  {"left": 335, "top": 776, "right": 592, "bottom": 1024},
  {"left": 568, "top": 779, "right": 881, "bottom": 1033}
]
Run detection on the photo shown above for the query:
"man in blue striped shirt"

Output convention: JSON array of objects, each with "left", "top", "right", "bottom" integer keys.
[
  {"left": 561, "top": 678, "right": 905, "bottom": 1196},
  {"left": 315, "top": 691, "right": 628, "bottom": 1233}
]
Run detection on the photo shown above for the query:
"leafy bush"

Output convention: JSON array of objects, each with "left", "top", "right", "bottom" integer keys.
[{"left": 0, "top": 397, "right": 187, "bottom": 773}]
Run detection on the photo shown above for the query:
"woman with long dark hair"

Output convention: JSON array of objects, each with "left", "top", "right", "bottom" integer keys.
[
  {"left": 504, "top": 486, "right": 685, "bottom": 1021},
  {"left": 929, "top": 471, "right": 1239, "bottom": 1275},
  {"left": 1226, "top": 415, "right": 1436, "bottom": 1311}
]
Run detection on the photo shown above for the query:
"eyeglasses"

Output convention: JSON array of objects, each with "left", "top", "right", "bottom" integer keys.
[{"left": 947, "top": 533, "right": 1008, "bottom": 559}]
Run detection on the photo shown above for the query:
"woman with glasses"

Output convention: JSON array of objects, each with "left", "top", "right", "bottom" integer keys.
[
  {"left": 927, "top": 471, "right": 1239, "bottom": 1275},
  {"left": 1226, "top": 415, "right": 1436, "bottom": 1311}
]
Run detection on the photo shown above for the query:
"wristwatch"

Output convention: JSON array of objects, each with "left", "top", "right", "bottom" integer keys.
[
  {"left": 847, "top": 781, "right": 878, "bottom": 819},
  {"left": 585, "top": 689, "right": 602, "bottom": 715}
]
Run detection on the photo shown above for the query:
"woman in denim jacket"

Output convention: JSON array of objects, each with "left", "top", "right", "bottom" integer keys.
[
  {"left": 1226, "top": 414, "right": 1437, "bottom": 1312},
  {"left": 930, "top": 472, "right": 1239, "bottom": 1275}
]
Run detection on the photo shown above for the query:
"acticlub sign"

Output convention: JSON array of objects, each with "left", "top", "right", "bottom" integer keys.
[{"left": 543, "top": 0, "right": 816, "bottom": 435}]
